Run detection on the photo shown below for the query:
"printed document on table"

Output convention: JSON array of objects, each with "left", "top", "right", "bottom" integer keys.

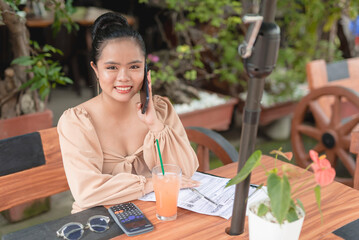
[{"left": 139, "top": 171, "right": 268, "bottom": 219}]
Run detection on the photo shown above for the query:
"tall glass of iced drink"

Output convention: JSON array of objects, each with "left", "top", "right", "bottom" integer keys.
[{"left": 152, "top": 164, "right": 182, "bottom": 221}]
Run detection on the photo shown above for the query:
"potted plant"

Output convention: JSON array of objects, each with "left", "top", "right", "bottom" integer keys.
[
  {"left": 0, "top": 0, "right": 76, "bottom": 122},
  {"left": 0, "top": 0, "right": 76, "bottom": 222},
  {"left": 226, "top": 149, "right": 336, "bottom": 240},
  {"left": 139, "top": 0, "right": 242, "bottom": 130},
  {"left": 140, "top": 0, "right": 245, "bottom": 95}
]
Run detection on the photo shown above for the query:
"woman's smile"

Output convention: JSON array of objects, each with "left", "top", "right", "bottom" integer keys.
[{"left": 115, "top": 85, "right": 132, "bottom": 94}]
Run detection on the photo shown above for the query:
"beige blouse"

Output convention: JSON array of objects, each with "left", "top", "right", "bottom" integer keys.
[{"left": 57, "top": 95, "right": 199, "bottom": 213}]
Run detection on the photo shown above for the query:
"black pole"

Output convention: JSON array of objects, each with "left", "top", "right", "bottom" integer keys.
[{"left": 227, "top": 0, "right": 280, "bottom": 235}]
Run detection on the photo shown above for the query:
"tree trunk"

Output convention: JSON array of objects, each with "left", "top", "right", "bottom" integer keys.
[
  {"left": 0, "top": 0, "right": 31, "bottom": 119},
  {"left": 0, "top": 0, "right": 29, "bottom": 85}
]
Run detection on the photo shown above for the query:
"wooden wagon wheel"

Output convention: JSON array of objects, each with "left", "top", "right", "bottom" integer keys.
[{"left": 291, "top": 86, "right": 359, "bottom": 186}]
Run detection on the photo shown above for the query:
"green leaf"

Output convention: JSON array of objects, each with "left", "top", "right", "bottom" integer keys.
[
  {"left": 43, "top": 44, "right": 56, "bottom": 53},
  {"left": 48, "top": 66, "right": 62, "bottom": 76},
  {"left": 296, "top": 199, "right": 305, "bottom": 214},
  {"left": 267, "top": 173, "right": 291, "bottom": 224},
  {"left": 19, "top": 78, "right": 35, "bottom": 89},
  {"left": 39, "top": 87, "right": 50, "bottom": 100},
  {"left": 33, "top": 66, "right": 46, "bottom": 77},
  {"left": 11, "top": 56, "right": 35, "bottom": 66},
  {"left": 286, "top": 206, "right": 299, "bottom": 222},
  {"left": 257, "top": 203, "right": 268, "bottom": 217},
  {"left": 225, "top": 150, "right": 262, "bottom": 187},
  {"left": 30, "top": 77, "right": 46, "bottom": 90},
  {"left": 33, "top": 41, "right": 40, "bottom": 50},
  {"left": 184, "top": 70, "right": 197, "bottom": 81},
  {"left": 59, "top": 76, "right": 73, "bottom": 84}
]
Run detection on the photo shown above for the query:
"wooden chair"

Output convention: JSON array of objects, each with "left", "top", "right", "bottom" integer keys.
[
  {"left": 0, "top": 126, "right": 237, "bottom": 213},
  {"left": 185, "top": 126, "right": 238, "bottom": 172},
  {"left": 350, "top": 125, "right": 359, "bottom": 190},
  {"left": 291, "top": 57, "right": 359, "bottom": 186}
]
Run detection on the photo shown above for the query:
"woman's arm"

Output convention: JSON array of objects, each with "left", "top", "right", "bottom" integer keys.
[
  {"left": 57, "top": 108, "right": 151, "bottom": 211},
  {"left": 143, "top": 96, "right": 199, "bottom": 177}
]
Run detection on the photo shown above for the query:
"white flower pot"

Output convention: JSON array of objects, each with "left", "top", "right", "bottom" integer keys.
[{"left": 248, "top": 201, "right": 305, "bottom": 240}]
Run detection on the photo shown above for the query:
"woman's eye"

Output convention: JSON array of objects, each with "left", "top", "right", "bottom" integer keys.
[
  {"left": 130, "top": 65, "right": 140, "bottom": 69},
  {"left": 107, "top": 66, "right": 117, "bottom": 70}
]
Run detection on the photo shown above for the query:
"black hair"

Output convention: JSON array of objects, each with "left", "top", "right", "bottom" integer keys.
[{"left": 91, "top": 12, "right": 146, "bottom": 64}]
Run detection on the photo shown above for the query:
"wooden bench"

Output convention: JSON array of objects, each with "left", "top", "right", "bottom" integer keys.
[
  {"left": 0, "top": 127, "right": 69, "bottom": 212},
  {"left": 0, "top": 126, "right": 237, "bottom": 213}
]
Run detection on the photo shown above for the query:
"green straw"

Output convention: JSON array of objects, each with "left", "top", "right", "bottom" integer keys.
[{"left": 155, "top": 139, "right": 165, "bottom": 175}]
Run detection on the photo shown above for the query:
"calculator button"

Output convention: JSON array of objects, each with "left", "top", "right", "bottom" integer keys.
[{"left": 129, "top": 215, "right": 135, "bottom": 220}]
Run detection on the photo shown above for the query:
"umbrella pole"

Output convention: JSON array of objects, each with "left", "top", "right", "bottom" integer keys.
[{"left": 227, "top": 0, "right": 280, "bottom": 235}]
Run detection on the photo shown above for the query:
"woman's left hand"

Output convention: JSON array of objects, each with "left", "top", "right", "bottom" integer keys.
[
  {"left": 181, "top": 177, "right": 201, "bottom": 189},
  {"left": 136, "top": 70, "right": 164, "bottom": 132}
]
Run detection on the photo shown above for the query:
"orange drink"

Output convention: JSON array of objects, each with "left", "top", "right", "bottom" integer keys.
[{"left": 152, "top": 164, "right": 182, "bottom": 221}]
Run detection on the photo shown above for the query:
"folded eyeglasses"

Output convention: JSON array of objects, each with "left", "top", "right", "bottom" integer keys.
[{"left": 56, "top": 215, "right": 110, "bottom": 240}]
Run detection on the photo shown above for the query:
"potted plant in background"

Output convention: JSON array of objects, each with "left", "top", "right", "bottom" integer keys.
[
  {"left": 140, "top": 0, "right": 242, "bottom": 130},
  {"left": 0, "top": 0, "right": 76, "bottom": 222},
  {"left": 0, "top": 0, "right": 76, "bottom": 135},
  {"left": 226, "top": 149, "right": 336, "bottom": 240}
]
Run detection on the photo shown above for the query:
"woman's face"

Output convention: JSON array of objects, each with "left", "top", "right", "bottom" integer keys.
[{"left": 91, "top": 38, "right": 145, "bottom": 103}]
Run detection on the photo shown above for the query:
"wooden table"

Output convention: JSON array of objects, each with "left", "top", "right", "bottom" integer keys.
[
  {"left": 112, "top": 156, "right": 359, "bottom": 240},
  {"left": 26, "top": 7, "right": 136, "bottom": 28}
]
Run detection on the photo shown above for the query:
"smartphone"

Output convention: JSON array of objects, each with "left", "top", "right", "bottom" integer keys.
[{"left": 140, "top": 64, "right": 150, "bottom": 114}]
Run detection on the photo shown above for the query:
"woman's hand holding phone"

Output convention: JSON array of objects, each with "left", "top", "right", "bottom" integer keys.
[
  {"left": 140, "top": 65, "right": 149, "bottom": 114},
  {"left": 136, "top": 70, "right": 164, "bottom": 132}
]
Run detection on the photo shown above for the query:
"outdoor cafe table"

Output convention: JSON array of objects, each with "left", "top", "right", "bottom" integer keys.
[{"left": 112, "top": 155, "right": 359, "bottom": 240}]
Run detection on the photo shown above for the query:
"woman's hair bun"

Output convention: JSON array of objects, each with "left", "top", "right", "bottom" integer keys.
[
  {"left": 91, "top": 11, "right": 146, "bottom": 64},
  {"left": 92, "top": 12, "right": 129, "bottom": 39}
]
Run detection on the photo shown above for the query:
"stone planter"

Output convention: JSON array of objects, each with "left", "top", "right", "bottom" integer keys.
[
  {"left": 177, "top": 94, "right": 238, "bottom": 131},
  {"left": 259, "top": 101, "right": 298, "bottom": 126},
  {"left": 0, "top": 109, "right": 53, "bottom": 222}
]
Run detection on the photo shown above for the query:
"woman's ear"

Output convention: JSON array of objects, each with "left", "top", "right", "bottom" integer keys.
[{"left": 90, "top": 61, "right": 99, "bottom": 79}]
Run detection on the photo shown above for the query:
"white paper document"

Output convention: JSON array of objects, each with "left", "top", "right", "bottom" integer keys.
[{"left": 139, "top": 172, "right": 268, "bottom": 219}]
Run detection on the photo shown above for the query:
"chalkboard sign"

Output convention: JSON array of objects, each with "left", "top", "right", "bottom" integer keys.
[{"left": 0, "top": 132, "right": 45, "bottom": 176}]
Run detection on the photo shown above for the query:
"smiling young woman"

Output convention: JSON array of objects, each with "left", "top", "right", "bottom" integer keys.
[
  {"left": 91, "top": 38, "right": 145, "bottom": 104},
  {"left": 57, "top": 12, "right": 199, "bottom": 214}
]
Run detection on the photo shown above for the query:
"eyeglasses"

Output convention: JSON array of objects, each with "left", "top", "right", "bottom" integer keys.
[{"left": 56, "top": 215, "right": 110, "bottom": 240}]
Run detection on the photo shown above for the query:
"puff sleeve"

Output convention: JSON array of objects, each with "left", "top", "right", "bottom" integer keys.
[
  {"left": 57, "top": 108, "right": 147, "bottom": 213},
  {"left": 143, "top": 96, "right": 199, "bottom": 177}
]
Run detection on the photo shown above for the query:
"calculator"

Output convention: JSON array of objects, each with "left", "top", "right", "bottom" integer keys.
[{"left": 108, "top": 202, "right": 154, "bottom": 236}]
